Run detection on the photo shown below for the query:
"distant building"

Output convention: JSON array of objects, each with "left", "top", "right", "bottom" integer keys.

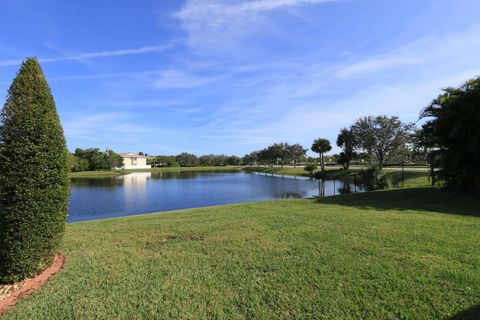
[{"left": 119, "top": 152, "right": 151, "bottom": 169}]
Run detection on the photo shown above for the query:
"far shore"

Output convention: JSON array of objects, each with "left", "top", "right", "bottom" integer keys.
[{"left": 68, "top": 166, "right": 243, "bottom": 178}]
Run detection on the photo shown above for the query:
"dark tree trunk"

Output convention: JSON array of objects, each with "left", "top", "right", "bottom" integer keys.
[
  {"left": 320, "top": 152, "right": 325, "bottom": 172},
  {"left": 378, "top": 154, "right": 384, "bottom": 168}
]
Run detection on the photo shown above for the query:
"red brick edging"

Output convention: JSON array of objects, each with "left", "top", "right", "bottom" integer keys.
[{"left": 0, "top": 254, "right": 65, "bottom": 316}]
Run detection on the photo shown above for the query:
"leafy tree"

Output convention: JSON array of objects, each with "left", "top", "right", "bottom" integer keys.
[
  {"left": 270, "top": 143, "right": 291, "bottom": 167},
  {"left": 420, "top": 77, "right": 480, "bottom": 193},
  {"left": 226, "top": 155, "right": 241, "bottom": 166},
  {"left": 311, "top": 138, "right": 331, "bottom": 172},
  {"left": 247, "top": 143, "right": 305, "bottom": 168},
  {"left": 336, "top": 128, "right": 356, "bottom": 169},
  {"left": 199, "top": 154, "right": 228, "bottom": 166},
  {"left": 74, "top": 148, "right": 105, "bottom": 170},
  {"left": 68, "top": 153, "right": 77, "bottom": 171},
  {"left": 288, "top": 143, "right": 307, "bottom": 167},
  {"left": 74, "top": 157, "right": 89, "bottom": 172},
  {"left": 350, "top": 116, "right": 414, "bottom": 168},
  {"left": 410, "top": 129, "right": 430, "bottom": 164},
  {"left": 0, "top": 58, "right": 69, "bottom": 283},
  {"left": 68, "top": 154, "right": 89, "bottom": 172},
  {"left": 304, "top": 161, "right": 317, "bottom": 180},
  {"left": 103, "top": 149, "right": 123, "bottom": 169},
  {"left": 243, "top": 151, "right": 259, "bottom": 166},
  {"left": 73, "top": 148, "right": 122, "bottom": 171},
  {"left": 336, "top": 152, "right": 351, "bottom": 170},
  {"left": 149, "top": 155, "right": 178, "bottom": 167},
  {"left": 256, "top": 147, "right": 274, "bottom": 166},
  {"left": 176, "top": 152, "right": 199, "bottom": 167}
]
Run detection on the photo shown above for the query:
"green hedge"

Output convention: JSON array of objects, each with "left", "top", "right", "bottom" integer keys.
[{"left": 0, "top": 58, "right": 69, "bottom": 283}]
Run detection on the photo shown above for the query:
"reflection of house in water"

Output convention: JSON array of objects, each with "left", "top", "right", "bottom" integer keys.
[
  {"left": 121, "top": 172, "right": 152, "bottom": 188},
  {"left": 120, "top": 172, "right": 152, "bottom": 208}
]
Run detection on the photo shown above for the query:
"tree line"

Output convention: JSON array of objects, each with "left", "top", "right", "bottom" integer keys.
[
  {"left": 243, "top": 143, "right": 308, "bottom": 167},
  {"left": 69, "top": 148, "right": 124, "bottom": 172},
  {"left": 149, "top": 153, "right": 242, "bottom": 167},
  {"left": 244, "top": 115, "right": 417, "bottom": 171},
  {"left": 69, "top": 150, "right": 245, "bottom": 172},
  {"left": 243, "top": 76, "right": 480, "bottom": 194}
]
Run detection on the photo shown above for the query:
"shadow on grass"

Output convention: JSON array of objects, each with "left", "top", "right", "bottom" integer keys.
[
  {"left": 448, "top": 304, "right": 480, "bottom": 320},
  {"left": 386, "top": 171, "right": 429, "bottom": 186},
  {"left": 318, "top": 188, "right": 480, "bottom": 217}
]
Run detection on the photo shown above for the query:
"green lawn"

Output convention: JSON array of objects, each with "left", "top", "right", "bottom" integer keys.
[
  {"left": 69, "top": 170, "right": 123, "bottom": 178},
  {"left": 4, "top": 188, "right": 479, "bottom": 319}
]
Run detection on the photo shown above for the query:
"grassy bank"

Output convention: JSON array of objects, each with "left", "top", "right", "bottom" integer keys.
[
  {"left": 244, "top": 166, "right": 431, "bottom": 188},
  {"left": 69, "top": 166, "right": 242, "bottom": 178},
  {"left": 4, "top": 188, "right": 479, "bottom": 319},
  {"left": 69, "top": 170, "right": 123, "bottom": 178}
]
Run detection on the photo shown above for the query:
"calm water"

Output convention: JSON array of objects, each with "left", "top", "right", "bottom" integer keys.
[{"left": 68, "top": 171, "right": 362, "bottom": 222}]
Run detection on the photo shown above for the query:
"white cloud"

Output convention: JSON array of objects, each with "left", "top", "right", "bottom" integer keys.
[
  {"left": 180, "top": 24, "right": 480, "bottom": 154},
  {"left": 114, "top": 99, "right": 189, "bottom": 108},
  {"left": 63, "top": 112, "right": 154, "bottom": 148},
  {"left": 177, "top": 0, "right": 336, "bottom": 20},
  {"left": 335, "top": 56, "right": 421, "bottom": 79},
  {"left": 175, "top": 0, "right": 337, "bottom": 54},
  {"left": 335, "top": 26, "right": 480, "bottom": 78},
  {"left": 240, "top": 0, "right": 336, "bottom": 12},
  {"left": 206, "top": 68, "right": 479, "bottom": 154},
  {"left": 0, "top": 43, "right": 174, "bottom": 67},
  {"left": 150, "top": 70, "right": 219, "bottom": 89}
]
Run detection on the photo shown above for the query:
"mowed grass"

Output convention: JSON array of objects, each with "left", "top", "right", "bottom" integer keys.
[
  {"left": 69, "top": 170, "right": 123, "bottom": 178},
  {"left": 4, "top": 188, "right": 480, "bottom": 319}
]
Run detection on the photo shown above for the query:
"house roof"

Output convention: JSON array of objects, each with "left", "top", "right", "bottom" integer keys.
[{"left": 119, "top": 152, "right": 148, "bottom": 158}]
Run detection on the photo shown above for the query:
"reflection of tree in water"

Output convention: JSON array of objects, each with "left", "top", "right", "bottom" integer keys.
[
  {"left": 70, "top": 177, "right": 123, "bottom": 189},
  {"left": 318, "top": 180, "right": 326, "bottom": 197},
  {"left": 317, "top": 179, "right": 363, "bottom": 197},
  {"left": 280, "top": 191, "right": 305, "bottom": 199},
  {"left": 150, "top": 170, "right": 233, "bottom": 180},
  {"left": 337, "top": 183, "right": 352, "bottom": 195},
  {"left": 150, "top": 171, "right": 181, "bottom": 180}
]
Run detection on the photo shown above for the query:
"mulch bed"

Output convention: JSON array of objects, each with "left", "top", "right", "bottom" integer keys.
[{"left": 0, "top": 254, "right": 65, "bottom": 316}]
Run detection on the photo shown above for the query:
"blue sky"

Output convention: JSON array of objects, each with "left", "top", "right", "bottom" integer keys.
[{"left": 1, "top": 0, "right": 480, "bottom": 156}]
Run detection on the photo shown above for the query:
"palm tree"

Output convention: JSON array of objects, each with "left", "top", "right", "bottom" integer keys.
[
  {"left": 336, "top": 128, "right": 356, "bottom": 169},
  {"left": 311, "top": 138, "right": 331, "bottom": 172},
  {"left": 419, "top": 77, "right": 480, "bottom": 193}
]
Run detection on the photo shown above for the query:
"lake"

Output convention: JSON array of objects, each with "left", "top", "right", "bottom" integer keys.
[{"left": 68, "top": 170, "right": 362, "bottom": 222}]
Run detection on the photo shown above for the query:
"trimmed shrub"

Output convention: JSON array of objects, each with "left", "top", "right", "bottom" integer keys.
[{"left": 0, "top": 58, "right": 69, "bottom": 283}]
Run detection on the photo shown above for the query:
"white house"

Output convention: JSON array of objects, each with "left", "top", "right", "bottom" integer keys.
[{"left": 119, "top": 152, "right": 151, "bottom": 169}]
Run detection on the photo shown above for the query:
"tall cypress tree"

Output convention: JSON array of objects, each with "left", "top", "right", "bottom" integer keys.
[{"left": 0, "top": 57, "right": 69, "bottom": 283}]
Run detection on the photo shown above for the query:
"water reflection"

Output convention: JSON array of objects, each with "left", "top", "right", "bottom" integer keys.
[
  {"left": 69, "top": 171, "right": 363, "bottom": 222},
  {"left": 121, "top": 171, "right": 152, "bottom": 185},
  {"left": 69, "top": 177, "right": 124, "bottom": 189},
  {"left": 316, "top": 179, "right": 364, "bottom": 198}
]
